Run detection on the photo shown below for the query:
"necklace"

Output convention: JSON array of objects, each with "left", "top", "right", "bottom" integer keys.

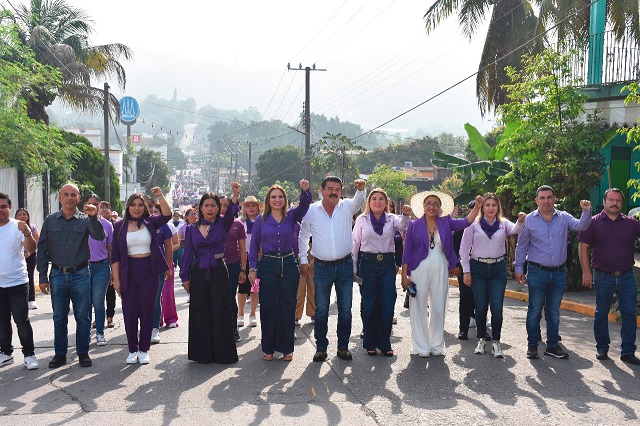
[{"left": 426, "top": 218, "right": 437, "bottom": 249}]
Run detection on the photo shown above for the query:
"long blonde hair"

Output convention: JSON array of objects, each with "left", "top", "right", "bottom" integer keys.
[
  {"left": 478, "top": 192, "right": 505, "bottom": 222},
  {"left": 361, "top": 188, "right": 389, "bottom": 216}
]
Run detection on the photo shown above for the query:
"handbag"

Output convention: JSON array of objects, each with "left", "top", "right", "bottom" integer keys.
[
  {"left": 250, "top": 277, "right": 260, "bottom": 293},
  {"left": 403, "top": 291, "right": 410, "bottom": 309}
]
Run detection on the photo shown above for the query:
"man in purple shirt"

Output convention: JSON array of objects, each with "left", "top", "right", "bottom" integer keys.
[
  {"left": 578, "top": 188, "right": 640, "bottom": 365},
  {"left": 515, "top": 185, "right": 592, "bottom": 360}
]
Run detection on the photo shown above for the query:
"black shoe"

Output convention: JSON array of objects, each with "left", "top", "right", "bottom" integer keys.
[
  {"left": 313, "top": 350, "right": 328, "bottom": 362},
  {"left": 78, "top": 354, "right": 92, "bottom": 367},
  {"left": 48, "top": 354, "right": 67, "bottom": 368},
  {"left": 337, "top": 348, "right": 353, "bottom": 361},
  {"left": 359, "top": 332, "right": 364, "bottom": 339},
  {"left": 526, "top": 346, "right": 538, "bottom": 359},
  {"left": 457, "top": 331, "right": 468, "bottom": 340},
  {"left": 544, "top": 345, "right": 569, "bottom": 359},
  {"left": 558, "top": 334, "right": 562, "bottom": 342},
  {"left": 596, "top": 350, "right": 609, "bottom": 360},
  {"left": 620, "top": 354, "right": 640, "bottom": 365},
  {"left": 234, "top": 330, "right": 241, "bottom": 342}
]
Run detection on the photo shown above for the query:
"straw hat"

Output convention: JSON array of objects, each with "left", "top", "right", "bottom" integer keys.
[
  {"left": 241, "top": 195, "right": 263, "bottom": 210},
  {"left": 410, "top": 191, "right": 455, "bottom": 218}
]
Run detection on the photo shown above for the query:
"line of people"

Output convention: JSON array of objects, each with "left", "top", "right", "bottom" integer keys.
[{"left": 0, "top": 180, "right": 638, "bottom": 370}]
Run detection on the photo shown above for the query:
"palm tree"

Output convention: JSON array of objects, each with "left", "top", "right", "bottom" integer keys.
[
  {"left": 3, "top": 0, "right": 132, "bottom": 123},
  {"left": 423, "top": 0, "right": 640, "bottom": 116}
]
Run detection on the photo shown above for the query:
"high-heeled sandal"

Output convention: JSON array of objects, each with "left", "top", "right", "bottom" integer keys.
[
  {"left": 283, "top": 353, "right": 293, "bottom": 361},
  {"left": 262, "top": 353, "right": 274, "bottom": 361},
  {"left": 382, "top": 350, "right": 394, "bottom": 357},
  {"left": 106, "top": 318, "right": 114, "bottom": 328},
  {"left": 367, "top": 349, "right": 377, "bottom": 356}
]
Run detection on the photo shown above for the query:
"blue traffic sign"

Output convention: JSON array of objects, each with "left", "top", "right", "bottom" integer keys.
[{"left": 119, "top": 96, "right": 140, "bottom": 123}]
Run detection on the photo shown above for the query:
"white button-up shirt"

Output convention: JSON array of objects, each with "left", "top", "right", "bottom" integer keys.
[{"left": 299, "top": 190, "right": 366, "bottom": 264}]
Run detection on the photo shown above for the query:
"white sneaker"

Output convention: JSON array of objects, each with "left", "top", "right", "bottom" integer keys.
[
  {"left": 151, "top": 328, "right": 160, "bottom": 344},
  {"left": 469, "top": 318, "right": 476, "bottom": 328},
  {"left": 24, "top": 355, "right": 39, "bottom": 370},
  {"left": 430, "top": 348, "right": 445, "bottom": 357},
  {"left": 475, "top": 338, "right": 486, "bottom": 355},
  {"left": 249, "top": 316, "right": 257, "bottom": 327},
  {"left": 28, "top": 301, "right": 38, "bottom": 310},
  {"left": 187, "top": 294, "right": 190, "bottom": 303},
  {"left": 492, "top": 341, "right": 504, "bottom": 358},
  {"left": 96, "top": 334, "right": 107, "bottom": 346},
  {"left": 237, "top": 316, "right": 245, "bottom": 327},
  {"left": 126, "top": 352, "right": 139, "bottom": 364},
  {"left": 0, "top": 352, "right": 14, "bottom": 367},
  {"left": 294, "top": 331, "right": 298, "bottom": 340},
  {"left": 418, "top": 352, "right": 430, "bottom": 358},
  {"left": 167, "top": 322, "right": 178, "bottom": 329},
  {"left": 138, "top": 351, "right": 150, "bottom": 365}
]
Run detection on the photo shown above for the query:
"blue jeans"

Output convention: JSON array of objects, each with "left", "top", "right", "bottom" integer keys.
[
  {"left": 89, "top": 260, "right": 111, "bottom": 335},
  {"left": 359, "top": 254, "right": 396, "bottom": 352},
  {"left": 227, "top": 262, "right": 241, "bottom": 331},
  {"left": 173, "top": 247, "right": 184, "bottom": 270},
  {"left": 314, "top": 257, "right": 354, "bottom": 351},
  {"left": 470, "top": 258, "right": 507, "bottom": 341},
  {"left": 153, "top": 274, "right": 165, "bottom": 328},
  {"left": 593, "top": 269, "right": 638, "bottom": 355},
  {"left": 49, "top": 267, "right": 91, "bottom": 356},
  {"left": 525, "top": 264, "right": 565, "bottom": 348},
  {"left": 257, "top": 255, "right": 299, "bottom": 354}
]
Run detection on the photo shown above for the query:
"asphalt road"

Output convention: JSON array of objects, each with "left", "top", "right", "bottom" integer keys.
[{"left": 1, "top": 273, "right": 638, "bottom": 425}]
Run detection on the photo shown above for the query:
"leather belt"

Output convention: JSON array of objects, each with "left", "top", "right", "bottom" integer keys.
[
  {"left": 361, "top": 252, "right": 395, "bottom": 262},
  {"left": 315, "top": 254, "right": 351, "bottom": 266},
  {"left": 594, "top": 268, "right": 633, "bottom": 277},
  {"left": 528, "top": 261, "right": 564, "bottom": 272},
  {"left": 89, "top": 258, "right": 109, "bottom": 265},
  {"left": 471, "top": 256, "right": 505, "bottom": 264},
  {"left": 51, "top": 261, "right": 88, "bottom": 274},
  {"left": 262, "top": 250, "right": 294, "bottom": 258}
]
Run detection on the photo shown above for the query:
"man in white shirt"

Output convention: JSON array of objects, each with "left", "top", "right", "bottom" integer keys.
[
  {"left": 0, "top": 193, "right": 39, "bottom": 370},
  {"left": 299, "top": 177, "right": 366, "bottom": 361}
]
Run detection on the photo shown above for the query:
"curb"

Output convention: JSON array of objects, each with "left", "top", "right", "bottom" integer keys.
[{"left": 449, "top": 278, "right": 640, "bottom": 329}]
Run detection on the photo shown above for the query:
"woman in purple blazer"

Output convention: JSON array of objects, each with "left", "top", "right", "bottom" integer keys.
[
  {"left": 401, "top": 191, "right": 483, "bottom": 358},
  {"left": 111, "top": 187, "right": 172, "bottom": 365}
]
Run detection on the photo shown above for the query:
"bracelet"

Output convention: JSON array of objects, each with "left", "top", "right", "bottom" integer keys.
[
  {"left": 24, "top": 231, "right": 32, "bottom": 237},
  {"left": 249, "top": 268, "right": 257, "bottom": 272},
  {"left": 240, "top": 270, "right": 246, "bottom": 274}
]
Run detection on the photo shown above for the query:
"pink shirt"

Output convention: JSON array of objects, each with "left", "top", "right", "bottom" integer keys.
[
  {"left": 459, "top": 219, "right": 524, "bottom": 273},
  {"left": 351, "top": 213, "right": 410, "bottom": 273}
]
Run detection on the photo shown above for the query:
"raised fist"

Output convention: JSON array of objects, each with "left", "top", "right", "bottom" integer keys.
[
  {"left": 580, "top": 200, "right": 591, "bottom": 210},
  {"left": 150, "top": 187, "right": 163, "bottom": 198},
  {"left": 401, "top": 204, "right": 412, "bottom": 216},
  {"left": 354, "top": 179, "right": 366, "bottom": 191},
  {"left": 300, "top": 179, "right": 310, "bottom": 192},
  {"left": 517, "top": 212, "right": 526, "bottom": 223}
]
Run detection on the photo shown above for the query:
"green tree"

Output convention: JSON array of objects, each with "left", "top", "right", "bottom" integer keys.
[
  {"left": 0, "top": 20, "right": 72, "bottom": 177},
  {"left": 257, "top": 180, "right": 299, "bottom": 203},
  {"left": 436, "top": 132, "right": 467, "bottom": 156},
  {"left": 50, "top": 130, "right": 122, "bottom": 212},
  {"left": 357, "top": 136, "right": 441, "bottom": 173},
  {"left": 166, "top": 138, "right": 187, "bottom": 170},
  {"left": 433, "top": 174, "right": 464, "bottom": 198},
  {"left": 137, "top": 148, "right": 170, "bottom": 194},
  {"left": 312, "top": 133, "right": 366, "bottom": 186},
  {"left": 367, "top": 164, "right": 416, "bottom": 202},
  {"left": 5, "top": 0, "right": 133, "bottom": 123},
  {"left": 619, "top": 81, "right": 640, "bottom": 201},
  {"left": 423, "top": 0, "right": 640, "bottom": 115},
  {"left": 255, "top": 146, "right": 304, "bottom": 191}
]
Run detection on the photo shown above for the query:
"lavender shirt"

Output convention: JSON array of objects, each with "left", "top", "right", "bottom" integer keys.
[
  {"left": 249, "top": 190, "right": 312, "bottom": 268},
  {"left": 514, "top": 208, "right": 591, "bottom": 273},
  {"left": 88, "top": 216, "right": 113, "bottom": 262},
  {"left": 180, "top": 202, "right": 239, "bottom": 282}
]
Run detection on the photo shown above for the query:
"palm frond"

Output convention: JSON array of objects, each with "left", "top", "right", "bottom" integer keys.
[{"left": 424, "top": 0, "right": 464, "bottom": 34}]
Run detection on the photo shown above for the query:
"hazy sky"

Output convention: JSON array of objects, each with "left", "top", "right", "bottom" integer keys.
[{"left": 8, "top": 0, "right": 496, "bottom": 136}]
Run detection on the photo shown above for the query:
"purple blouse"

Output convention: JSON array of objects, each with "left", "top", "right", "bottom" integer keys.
[
  {"left": 180, "top": 201, "right": 239, "bottom": 282},
  {"left": 249, "top": 190, "right": 312, "bottom": 268}
]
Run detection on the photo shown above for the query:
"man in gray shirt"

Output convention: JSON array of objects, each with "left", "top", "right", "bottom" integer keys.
[{"left": 37, "top": 183, "right": 105, "bottom": 368}]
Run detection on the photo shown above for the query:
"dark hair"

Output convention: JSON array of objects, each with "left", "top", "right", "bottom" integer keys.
[
  {"left": 153, "top": 203, "right": 162, "bottom": 214},
  {"left": 603, "top": 188, "right": 624, "bottom": 201},
  {"left": 197, "top": 192, "right": 221, "bottom": 226},
  {"left": 388, "top": 198, "right": 396, "bottom": 214},
  {"left": 86, "top": 193, "right": 101, "bottom": 203},
  {"left": 119, "top": 193, "right": 150, "bottom": 239},
  {"left": 536, "top": 185, "right": 555, "bottom": 197},
  {"left": 0, "top": 192, "right": 11, "bottom": 207},
  {"left": 184, "top": 207, "right": 198, "bottom": 223},
  {"left": 321, "top": 176, "right": 342, "bottom": 189},
  {"left": 15, "top": 208, "right": 30, "bottom": 226},
  {"left": 99, "top": 201, "right": 111, "bottom": 209}
]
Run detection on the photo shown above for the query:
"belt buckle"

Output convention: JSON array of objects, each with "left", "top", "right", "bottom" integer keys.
[
  {"left": 376, "top": 254, "right": 383, "bottom": 261},
  {"left": 613, "top": 271, "right": 621, "bottom": 276},
  {"left": 61, "top": 266, "right": 69, "bottom": 274}
]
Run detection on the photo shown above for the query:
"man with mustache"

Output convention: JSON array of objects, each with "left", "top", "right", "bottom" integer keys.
[
  {"left": 299, "top": 176, "right": 366, "bottom": 362},
  {"left": 578, "top": 188, "right": 640, "bottom": 365}
]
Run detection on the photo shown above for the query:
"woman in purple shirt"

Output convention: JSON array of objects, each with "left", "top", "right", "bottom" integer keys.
[
  {"left": 180, "top": 183, "right": 241, "bottom": 364},
  {"left": 248, "top": 180, "right": 311, "bottom": 361},
  {"left": 15, "top": 208, "right": 39, "bottom": 310},
  {"left": 402, "top": 191, "right": 483, "bottom": 357}
]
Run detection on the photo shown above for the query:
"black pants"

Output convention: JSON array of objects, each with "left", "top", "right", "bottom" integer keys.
[
  {"left": 26, "top": 254, "right": 36, "bottom": 302},
  {"left": 0, "top": 283, "right": 35, "bottom": 356},
  {"left": 106, "top": 283, "right": 116, "bottom": 318},
  {"left": 458, "top": 274, "right": 475, "bottom": 333}
]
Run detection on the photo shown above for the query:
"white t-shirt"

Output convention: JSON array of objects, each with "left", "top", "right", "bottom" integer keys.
[{"left": 0, "top": 218, "right": 28, "bottom": 287}]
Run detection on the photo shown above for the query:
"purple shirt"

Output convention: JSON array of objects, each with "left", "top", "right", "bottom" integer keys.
[
  {"left": 223, "top": 219, "right": 247, "bottom": 264},
  {"left": 157, "top": 224, "right": 173, "bottom": 255},
  {"left": 402, "top": 215, "right": 472, "bottom": 274},
  {"left": 88, "top": 216, "right": 113, "bottom": 262},
  {"left": 577, "top": 211, "right": 640, "bottom": 273},
  {"left": 249, "top": 190, "right": 312, "bottom": 268},
  {"left": 180, "top": 202, "right": 239, "bottom": 282},
  {"left": 515, "top": 208, "right": 591, "bottom": 273}
]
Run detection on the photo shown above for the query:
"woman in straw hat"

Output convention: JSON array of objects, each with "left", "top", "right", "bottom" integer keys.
[
  {"left": 239, "top": 195, "right": 263, "bottom": 328},
  {"left": 352, "top": 188, "right": 412, "bottom": 357},
  {"left": 248, "top": 180, "right": 311, "bottom": 361},
  {"left": 402, "top": 191, "right": 483, "bottom": 357}
]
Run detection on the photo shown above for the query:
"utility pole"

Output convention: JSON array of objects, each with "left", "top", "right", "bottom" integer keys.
[
  {"left": 103, "top": 83, "right": 110, "bottom": 202},
  {"left": 288, "top": 63, "right": 326, "bottom": 182}
]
